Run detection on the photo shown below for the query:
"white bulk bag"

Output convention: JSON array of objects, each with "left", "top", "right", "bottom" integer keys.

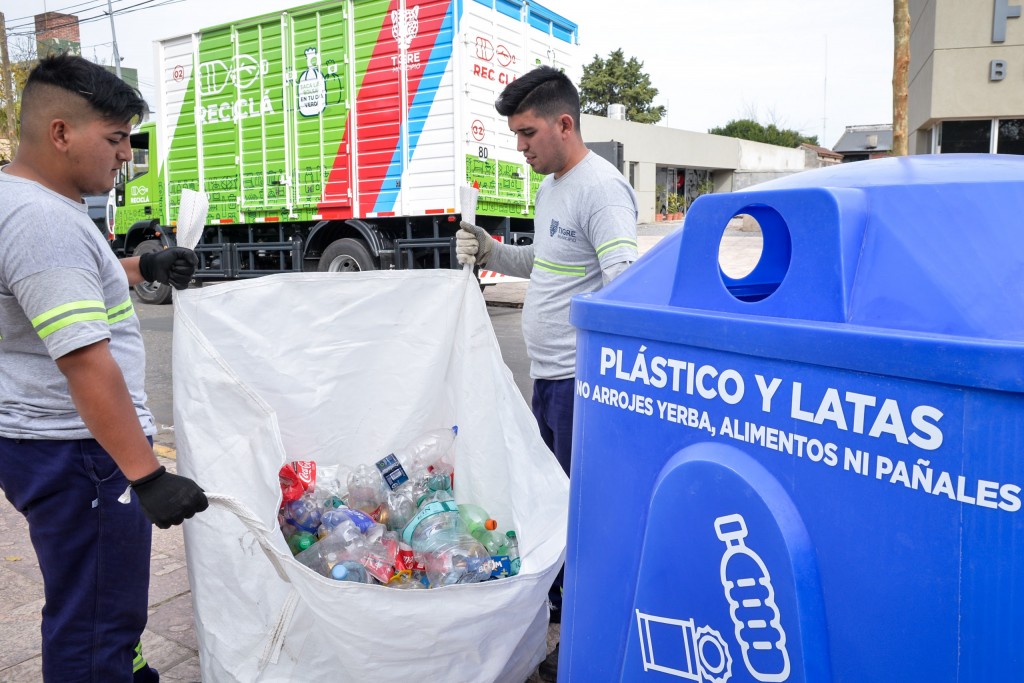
[{"left": 172, "top": 270, "right": 569, "bottom": 682}]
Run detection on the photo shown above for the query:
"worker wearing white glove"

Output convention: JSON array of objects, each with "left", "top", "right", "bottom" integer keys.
[{"left": 456, "top": 221, "right": 494, "bottom": 266}]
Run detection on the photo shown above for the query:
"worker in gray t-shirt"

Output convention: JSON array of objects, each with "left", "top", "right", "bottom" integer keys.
[
  {"left": 0, "top": 54, "right": 207, "bottom": 682},
  {"left": 456, "top": 65, "right": 638, "bottom": 682}
]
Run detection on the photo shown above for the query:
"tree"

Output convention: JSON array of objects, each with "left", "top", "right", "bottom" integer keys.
[
  {"left": 0, "top": 28, "right": 34, "bottom": 160},
  {"left": 708, "top": 118, "right": 819, "bottom": 147},
  {"left": 892, "top": 0, "right": 910, "bottom": 155},
  {"left": 579, "top": 49, "right": 665, "bottom": 124}
]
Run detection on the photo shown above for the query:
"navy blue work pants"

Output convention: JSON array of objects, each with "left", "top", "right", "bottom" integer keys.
[
  {"left": 531, "top": 377, "right": 575, "bottom": 615},
  {"left": 0, "top": 437, "right": 158, "bottom": 682}
]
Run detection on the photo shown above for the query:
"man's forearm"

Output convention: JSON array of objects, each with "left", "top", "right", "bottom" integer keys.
[
  {"left": 56, "top": 341, "right": 160, "bottom": 481},
  {"left": 487, "top": 243, "right": 535, "bottom": 279},
  {"left": 119, "top": 256, "right": 144, "bottom": 286}
]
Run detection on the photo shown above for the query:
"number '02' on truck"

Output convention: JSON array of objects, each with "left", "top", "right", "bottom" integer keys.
[{"left": 113, "top": 0, "right": 579, "bottom": 304}]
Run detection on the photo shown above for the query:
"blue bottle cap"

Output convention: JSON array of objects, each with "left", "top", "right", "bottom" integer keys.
[{"left": 331, "top": 564, "right": 349, "bottom": 581}]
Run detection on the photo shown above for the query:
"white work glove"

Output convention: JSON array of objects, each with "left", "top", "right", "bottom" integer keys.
[{"left": 456, "top": 221, "right": 493, "bottom": 266}]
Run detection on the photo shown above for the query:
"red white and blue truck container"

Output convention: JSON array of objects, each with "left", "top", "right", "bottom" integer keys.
[{"left": 113, "top": 0, "right": 579, "bottom": 303}]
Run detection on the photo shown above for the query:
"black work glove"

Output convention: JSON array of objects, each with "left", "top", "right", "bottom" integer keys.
[
  {"left": 138, "top": 247, "right": 198, "bottom": 290},
  {"left": 130, "top": 466, "right": 209, "bottom": 528}
]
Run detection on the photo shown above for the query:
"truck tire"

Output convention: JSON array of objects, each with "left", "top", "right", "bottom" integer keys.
[
  {"left": 133, "top": 240, "right": 173, "bottom": 305},
  {"left": 318, "top": 238, "right": 376, "bottom": 272}
]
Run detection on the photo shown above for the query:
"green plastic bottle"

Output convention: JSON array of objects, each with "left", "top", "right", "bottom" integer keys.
[{"left": 458, "top": 503, "right": 508, "bottom": 555}]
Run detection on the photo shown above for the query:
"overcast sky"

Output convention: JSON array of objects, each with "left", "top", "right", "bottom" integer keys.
[{"left": 9, "top": 0, "right": 894, "bottom": 149}]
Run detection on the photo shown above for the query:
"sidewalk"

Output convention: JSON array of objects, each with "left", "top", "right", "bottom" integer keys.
[
  {"left": 0, "top": 453, "right": 201, "bottom": 682},
  {"left": 0, "top": 221, "right": 763, "bottom": 681}
]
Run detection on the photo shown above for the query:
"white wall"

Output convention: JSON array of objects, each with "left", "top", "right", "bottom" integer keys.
[{"left": 581, "top": 114, "right": 809, "bottom": 221}]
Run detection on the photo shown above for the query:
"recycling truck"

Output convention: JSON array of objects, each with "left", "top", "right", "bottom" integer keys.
[{"left": 113, "top": 0, "right": 579, "bottom": 303}]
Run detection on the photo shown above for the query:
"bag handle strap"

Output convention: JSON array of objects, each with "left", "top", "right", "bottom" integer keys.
[
  {"left": 206, "top": 493, "right": 292, "bottom": 583},
  {"left": 204, "top": 494, "right": 301, "bottom": 672}
]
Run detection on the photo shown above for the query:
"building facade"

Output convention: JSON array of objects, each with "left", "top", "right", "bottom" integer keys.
[
  {"left": 832, "top": 124, "right": 894, "bottom": 162},
  {"left": 909, "top": 0, "right": 1024, "bottom": 154},
  {"left": 581, "top": 114, "right": 817, "bottom": 223}
]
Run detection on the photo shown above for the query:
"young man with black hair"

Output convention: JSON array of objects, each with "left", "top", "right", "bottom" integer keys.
[
  {"left": 456, "top": 65, "right": 639, "bottom": 680},
  {"left": 0, "top": 53, "right": 208, "bottom": 681}
]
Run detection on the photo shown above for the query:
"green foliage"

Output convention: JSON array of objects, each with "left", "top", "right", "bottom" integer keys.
[
  {"left": 0, "top": 56, "right": 35, "bottom": 158},
  {"left": 579, "top": 49, "right": 665, "bottom": 124},
  {"left": 709, "top": 118, "right": 818, "bottom": 147}
]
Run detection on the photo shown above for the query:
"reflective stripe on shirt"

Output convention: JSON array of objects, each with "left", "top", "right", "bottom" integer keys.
[
  {"left": 533, "top": 258, "right": 586, "bottom": 277},
  {"left": 596, "top": 237, "right": 638, "bottom": 258},
  {"left": 107, "top": 298, "right": 135, "bottom": 325},
  {"left": 31, "top": 300, "right": 106, "bottom": 339}
]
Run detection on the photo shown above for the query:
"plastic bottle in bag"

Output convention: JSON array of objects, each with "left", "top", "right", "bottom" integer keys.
[
  {"left": 377, "top": 426, "right": 458, "bottom": 491},
  {"left": 383, "top": 489, "right": 418, "bottom": 532},
  {"left": 330, "top": 560, "right": 370, "bottom": 583},
  {"left": 299, "top": 517, "right": 370, "bottom": 580},
  {"left": 402, "top": 498, "right": 494, "bottom": 586},
  {"left": 458, "top": 503, "right": 508, "bottom": 556},
  {"left": 320, "top": 507, "right": 375, "bottom": 538},
  {"left": 505, "top": 530, "right": 521, "bottom": 576},
  {"left": 282, "top": 495, "right": 322, "bottom": 534},
  {"left": 425, "top": 460, "right": 454, "bottom": 493},
  {"left": 347, "top": 464, "right": 386, "bottom": 520},
  {"left": 288, "top": 531, "right": 317, "bottom": 556}
]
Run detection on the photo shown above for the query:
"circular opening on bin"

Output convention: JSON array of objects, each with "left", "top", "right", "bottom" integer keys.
[
  {"left": 717, "top": 205, "right": 791, "bottom": 303},
  {"left": 718, "top": 214, "right": 763, "bottom": 279}
]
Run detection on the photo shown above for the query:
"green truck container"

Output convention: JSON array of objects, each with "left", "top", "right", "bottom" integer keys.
[{"left": 114, "top": 0, "right": 579, "bottom": 303}]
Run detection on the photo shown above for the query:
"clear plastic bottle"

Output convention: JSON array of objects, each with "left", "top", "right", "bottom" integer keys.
[
  {"left": 383, "top": 489, "right": 418, "bottom": 532},
  {"left": 425, "top": 460, "right": 454, "bottom": 493},
  {"left": 330, "top": 560, "right": 370, "bottom": 583},
  {"left": 402, "top": 498, "right": 494, "bottom": 587},
  {"left": 376, "top": 426, "right": 458, "bottom": 491},
  {"left": 304, "top": 518, "right": 368, "bottom": 577},
  {"left": 347, "top": 464, "right": 386, "bottom": 520}
]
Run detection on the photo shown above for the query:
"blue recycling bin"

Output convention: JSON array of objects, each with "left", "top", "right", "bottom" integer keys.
[{"left": 562, "top": 154, "right": 1024, "bottom": 682}]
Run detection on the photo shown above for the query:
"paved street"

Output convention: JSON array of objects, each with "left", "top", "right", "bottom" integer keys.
[{"left": 0, "top": 219, "right": 765, "bottom": 681}]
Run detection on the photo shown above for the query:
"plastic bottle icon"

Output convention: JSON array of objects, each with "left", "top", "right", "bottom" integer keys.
[
  {"left": 376, "top": 426, "right": 458, "bottom": 491},
  {"left": 297, "top": 47, "right": 327, "bottom": 117},
  {"left": 714, "top": 514, "right": 791, "bottom": 682}
]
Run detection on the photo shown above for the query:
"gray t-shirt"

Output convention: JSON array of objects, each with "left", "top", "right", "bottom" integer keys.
[
  {"left": 0, "top": 170, "right": 154, "bottom": 439},
  {"left": 488, "top": 151, "right": 638, "bottom": 379}
]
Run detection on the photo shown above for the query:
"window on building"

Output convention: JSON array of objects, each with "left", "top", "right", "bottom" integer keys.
[
  {"left": 997, "top": 119, "right": 1024, "bottom": 155},
  {"left": 939, "top": 120, "right": 991, "bottom": 153}
]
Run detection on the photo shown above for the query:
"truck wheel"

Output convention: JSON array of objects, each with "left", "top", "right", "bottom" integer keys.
[
  {"left": 318, "top": 238, "right": 376, "bottom": 272},
  {"left": 132, "top": 240, "right": 173, "bottom": 305}
]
